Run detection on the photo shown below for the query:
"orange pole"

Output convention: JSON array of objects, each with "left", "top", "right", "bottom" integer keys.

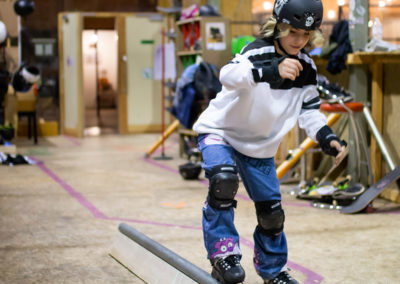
[
  {"left": 276, "top": 113, "right": 342, "bottom": 180},
  {"left": 145, "top": 119, "right": 180, "bottom": 157},
  {"left": 160, "top": 27, "right": 166, "bottom": 155}
]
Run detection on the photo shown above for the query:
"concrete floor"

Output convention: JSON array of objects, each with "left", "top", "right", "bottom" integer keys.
[{"left": 1, "top": 133, "right": 400, "bottom": 284}]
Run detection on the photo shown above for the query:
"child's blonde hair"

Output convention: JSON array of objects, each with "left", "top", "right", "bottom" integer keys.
[{"left": 260, "top": 16, "right": 324, "bottom": 46}]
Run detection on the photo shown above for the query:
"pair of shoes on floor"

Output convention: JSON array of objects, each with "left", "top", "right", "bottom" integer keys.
[
  {"left": 264, "top": 269, "right": 299, "bottom": 284},
  {"left": 0, "top": 152, "right": 35, "bottom": 166},
  {"left": 211, "top": 254, "right": 245, "bottom": 283}
]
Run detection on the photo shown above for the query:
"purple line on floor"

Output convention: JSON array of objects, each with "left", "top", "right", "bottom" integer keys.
[
  {"left": 35, "top": 160, "right": 199, "bottom": 229},
  {"left": 62, "top": 135, "right": 82, "bottom": 146},
  {"left": 28, "top": 156, "right": 43, "bottom": 165},
  {"left": 36, "top": 160, "right": 324, "bottom": 284},
  {"left": 36, "top": 162, "right": 106, "bottom": 219},
  {"left": 142, "top": 157, "right": 179, "bottom": 174},
  {"left": 287, "top": 260, "right": 324, "bottom": 284},
  {"left": 151, "top": 141, "right": 177, "bottom": 155},
  {"left": 239, "top": 237, "right": 323, "bottom": 284}
]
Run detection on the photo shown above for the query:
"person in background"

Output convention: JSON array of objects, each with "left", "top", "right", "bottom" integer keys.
[{"left": 193, "top": 0, "right": 347, "bottom": 283}]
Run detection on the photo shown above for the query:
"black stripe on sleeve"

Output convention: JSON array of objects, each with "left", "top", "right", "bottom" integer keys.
[{"left": 302, "top": 96, "right": 321, "bottom": 110}]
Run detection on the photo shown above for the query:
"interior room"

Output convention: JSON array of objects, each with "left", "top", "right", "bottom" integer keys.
[
  {"left": 82, "top": 29, "right": 118, "bottom": 136},
  {"left": 1, "top": 1, "right": 400, "bottom": 283}
]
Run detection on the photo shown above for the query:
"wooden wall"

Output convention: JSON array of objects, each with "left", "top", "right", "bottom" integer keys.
[
  {"left": 20, "top": 0, "right": 157, "bottom": 30},
  {"left": 220, "top": 0, "right": 252, "bottom": 37},
  {"left": 160, "top": 0, "right": 253, "bottom": 38},
  {"left": 383, "top": 64, "right": 400, "bottom": 168},
  {"left": 182, "top": 0, "right": 206, "bottom": 8}
]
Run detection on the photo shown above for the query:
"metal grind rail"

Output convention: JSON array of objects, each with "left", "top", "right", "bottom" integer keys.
[{"left": 118, "top": 223, "right": 219, "bottom": 284}]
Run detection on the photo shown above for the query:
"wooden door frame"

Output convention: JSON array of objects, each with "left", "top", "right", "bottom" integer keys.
[
  {"left": 58, "top": 12, "right": 84, "bottom": 137},
  {"left": 116, "top": 14, "right": 129, "bottom": 134},
  {"left": 58, "top": 12, "right": 130, "bottom": 136}
]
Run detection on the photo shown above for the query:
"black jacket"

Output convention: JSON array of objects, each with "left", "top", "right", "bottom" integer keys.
[{"left": 326, "top": 20, "right": 353, "bottom": 74}]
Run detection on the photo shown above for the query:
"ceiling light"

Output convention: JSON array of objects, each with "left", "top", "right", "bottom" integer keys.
[
  {"left": 327, "top": 10, "right": 336, "bottom": 19},
  {"left": 263, "top": 1, "right": 273, "bottom": 11}
]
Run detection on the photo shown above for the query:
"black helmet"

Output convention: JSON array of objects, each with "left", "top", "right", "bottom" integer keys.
[
  {"left": 14, "top": 0, "right": 35, "bottom": 17},
  {"left": 12, "top": 65, "right": 40, "bottom": 93},
  {"left": 273, "top": 0, "right": 323, "bottom": 30},
  {"left": 178, "top": 162, "right": 202, "bottom": 180}
]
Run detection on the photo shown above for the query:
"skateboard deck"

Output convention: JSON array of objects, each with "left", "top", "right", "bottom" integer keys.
[{"left": 340, "top": 165, "right": 400, "bottom": 214}]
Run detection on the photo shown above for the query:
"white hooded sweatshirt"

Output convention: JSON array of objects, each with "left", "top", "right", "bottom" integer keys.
[{"left": 193, "top": 37, "right": 327, "bottom": 158}]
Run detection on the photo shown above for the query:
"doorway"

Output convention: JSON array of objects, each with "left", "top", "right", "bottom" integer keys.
[
  {"left": 82, "top": 18, "right": 118, "bottom": 136},
  {"left": 59, "top": 13, "right": 163, "bottom": 137}
]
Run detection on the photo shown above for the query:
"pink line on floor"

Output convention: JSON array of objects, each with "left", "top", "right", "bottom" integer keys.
[
  {"left": 142, "top": 157, "right": 179, "bottom": 174},
  {"left": 62, "top": 135, "right": 82, "bottom": 146},
  {"left": 239, "top": 237, "right": 323, "bottom": 284},
  {"left": 35, "top": 159, "right": 324, "bottom": 283},
  {"left": 36, "top": 161, "right": 200, "bottom": 230},
  {"left": 152, "top": 141, "right": 177, "bottom": 155},
  {"left": 36, "top": 162, "right": 106, "bottom": 219}
]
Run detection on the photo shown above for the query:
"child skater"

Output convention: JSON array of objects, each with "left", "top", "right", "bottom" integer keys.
[{"left": 193, "top": 0, "right": 347, "bottom": 283}]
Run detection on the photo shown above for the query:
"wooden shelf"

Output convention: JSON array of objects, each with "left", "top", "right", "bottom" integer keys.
[
  {"left": 175, "top": 16, "right": 231, "bottom": 158},
  {"left": 175, "top": 16, "right": 231, "bottom": 73},
  {"left": 176, "top": 50, "right": 203, "bottom": 56},
  {"left": 312, "top": 51, "right": 400, "bottom": 65},
  {"left": 176, "top": 17, "right": 202, "bottom": 26},
  {"left": 347, "top": 51, "right": 400, "bottom": 65}
]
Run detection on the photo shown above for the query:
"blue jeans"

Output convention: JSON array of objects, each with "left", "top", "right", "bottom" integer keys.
[{"left": 198, "top": 134, "right": 287, "bottom": 279}]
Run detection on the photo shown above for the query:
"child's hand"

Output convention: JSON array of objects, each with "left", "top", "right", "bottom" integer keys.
[
  {"left": 330, "top": 140, "right": 348, "bottom": 166},
  {"left": 278, "top": 58, "right": 303, "bottom": 81}
]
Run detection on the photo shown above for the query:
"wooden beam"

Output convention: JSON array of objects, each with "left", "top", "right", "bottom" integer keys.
[
  {"left": 76, "top": 14, "right": 84, "bottom": 138},
  {"left": 58, "top": 13, "right": 66, "bottom": 135},
  {"left": 116, "top": 15, "right": 129, "bottom": 134},
  {"left": 83, "top": 16, "right": 115, "bottom": 29}
]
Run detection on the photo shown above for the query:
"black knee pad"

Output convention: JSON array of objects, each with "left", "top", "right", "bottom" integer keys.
[
  {"left": 255, "top": 200, "right": 285, "bottom": 237},
  {"left": 207, "top": 164, "right": 239, "bottom": 210}
]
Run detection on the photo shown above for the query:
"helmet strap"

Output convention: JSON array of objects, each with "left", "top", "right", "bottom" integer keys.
[
  {"left": 276, "top": 37, "right": 290, "bottom": 56},
  {"left": 273, "top": 23, "right": 290, "bottom": 56},
  {"left": 273, "top": 21, "right": 298, "bottom": 58}
]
